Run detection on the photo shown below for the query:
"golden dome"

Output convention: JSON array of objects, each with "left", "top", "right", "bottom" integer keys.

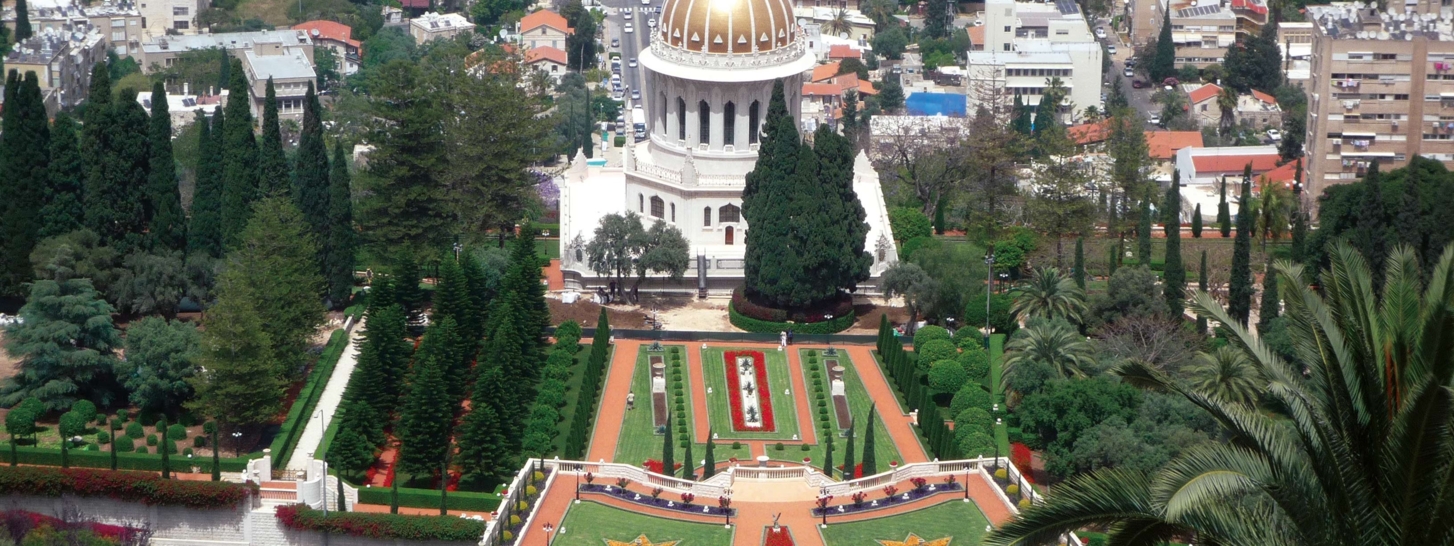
[{"left": 657, "top": 0, "right": 798, "bottom": 55}]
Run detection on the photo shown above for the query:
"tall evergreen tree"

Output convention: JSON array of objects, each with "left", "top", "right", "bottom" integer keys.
[
  {"left": 325, "top": 143, "right": 356, "bottom": 308},
  {"left": 1217, "top": 176, "right": 1232, "bottom": 237},
  {"left": 257, "top": 77, "right": 289, "bottom": 196},
  {"left": 1191, "top": 204, "right": 1203, "bottom": 238},
  {"left": 478, "top": 307, "right": 528, "bottom": 447},
  {"left": 1257, "top": 261, "right": 1279, "bottom": 332},
  {"left": 220, "top": 197, "right": 326, "bottom": 379},
  {"left": 187, "top": 274, "right": 283, "bottom": 428},
  {"left": 822, "top": 427, "right": 835, "bottom": 476},
  {"left": 861, "top": 404, "right": 878, "bottom": 476},
  {"left": 0, "top": 70, "right": 48, "bottom": 295},
  {"left": 661, "top": 410, "right": 676, "bottom": 477},
  {"left": 458, "top": 251, "right": 490, "bottom": 342},
  {"left": 39, "top": 111, "right": 84, "bottom": 239},
  {"left": 1151, "top": 7, "right": 1175, "bottom": 81},
  {"left": 703, "top": 430, "right": 716, "bottom": 479},
  {"left": 810, "top": 124, "right": 873, "bottom": 297},
  {"left": 14, "top": 0, "right": 31, "bottom": 41},
  {"left": 1137, "top": 191, "right": 1153, "bottom": 265},
  {"left": 147, "top": 82, "right": 186, "bottom": 251},
  {"left": 421, "top": 315, "right": 469, "bottom": 405},
  {"left": 1198, "top": 250, "right": 1208, "bottom": 334},
  {"left": 683, "top": 438, "right": 695, "bottom": 480},
  {"left": 215, "top": 50, "right": 230, "bottom": 95},
  {"left": 396, "top": 349, "right": 453, "bottom": 476},
  {"left": 293, "top": 82, "right": 330, "bottom": 265},
  {"left": 0, "top": 277, "right": 120, "bottom": 410},
  {"left": 80, "top": 63, "right": 114, "bottom": 238},
  {"left": 1163, "top": 174, "right": 1185, "bottom": 318},
  {"left": 189, "top": 108, "right": 225, "bottom": 257},
  {"left": 1350, "top": 162, "right": 1388, "bottom": 280},
  {"left": 220, "top": 58, "right": 258, "bottom": 247},
  {"left": 393, "top": 255, "right": 425, "bottom": 320},
  {"left": 455, "top": 393, "right": 505, "bottom": 481},
  {"left": 83, "top": 68, "right": 150, "bottom": 249},
  {"left": 743, "top": 80, "right": 805, "bottom": 308},
  {"left": 1289, "top": 160, "right": 1308, "bottom": 264},
  {"left": 1010, "top": 96, "right": 1033, "bottom": 136},
  {"left": 923, "top": 0, "right": 951, "bottom": 38},
  {"left": 356, "top": 61, "right": 451, "bottom": 255},
  {"left": 842, "top": 419, "right": 856, "bottom": 479},
  {"left": 347, "top": 304, "right": 411, "bottom": 418},
  {"left": 1228, "top": 172, "right": 1255, "bottom": 325},
  {"left": 1073, "top": 238, "right": 1086, "bottom": 290},
  {"left": 502, "top": 230, "right": 549, "bottom": 362}
]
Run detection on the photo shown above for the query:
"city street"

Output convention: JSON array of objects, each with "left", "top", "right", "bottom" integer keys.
[
  {"left": 1097, "top": 17, "right": 1158, "bottom": 124},
  {"left": 601, "top": 0, "right": 654, "bottom": 126}
]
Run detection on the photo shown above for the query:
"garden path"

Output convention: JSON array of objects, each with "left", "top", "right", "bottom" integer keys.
[
  {"left": 286, "top": 321, "right": 365, "bottom": 471},
  {"left": 841, "top": 345, "right": 929, "bottom": 464},
  {"left": 587, "top": 339, "right": 645, "bottom": 462}
]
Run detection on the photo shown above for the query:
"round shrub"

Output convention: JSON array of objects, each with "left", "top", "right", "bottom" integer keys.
[
  {"left": 167, "top": 423, "right": 187, "bottom": 440},
  {"left": 679, "top": 433, "right": 690, "bottom": 443},
  {"left": 125, "top": 422, "right": 144, "bottom": 439},
  {"left": 913, "top": 325, "right": 951, "bottom": 353},
  {"left": 958, "top": 344, "right": 990, "bottom": 380},
  {"left": 955, "top": 408, "right": 993, "bottom": 436},
  {"left": 1018, "top": 498, "right": 1032, "bottom": 509},
  {"left": 194, "top": 435, "right": 207, "bottom": 448},
  {"left": 927, "top": 359, "right": 968, "bottom": 392},
  {"left": 817, "top": 399, "right": 827, "bottom": 408},
  {"left": 503, "top": 531, "right": 514, "bottom": 541},
  {"left": 950, "top": 385, "right": 994, "bottom": 418},
  {"left": 95, "top": 432, "right": 110, "bottom": 445},
  {"left": 732, "top": 441, "right": 742, "bottom": 449},
  {"left": 801, "top": 444, "right": 811, "bottom": 451},
  {"left": 134, "top": 445, "right": 147, "bottom": 454},
  {"left": 917, "top": 339, "right": 957, "bottom": 370},
  {"left": 114, "top": 437, "right": 134, "bottom": 452},
  {"left": 85, "top": 444, "right": 98, "bottom": 451},
  {"left": 509, "top": 515, "right": 522, "bottom": 526},
  {"left": 994, "top": 468, "right": 1008, "bottom": 480},
  {"left": 517, "top": 501, "right": 529, "bottom": 511},
  {"left": 953, "top": 328, "right": 984, "bottom": 350},
  {"left": 164, "top": 440, "right": 178, "bottom": 455},
  {"left": 957, "top": 431, "right": 995, "bottom": 459},
  {"left": 774, "top": 442, "right": 785, "bottom": 450},
  {"left": 183, "top": 448, "right": 194, "bottom": 457},
  {"left": 556, "top": 320, "right": 583, "bottom": 342},
  {"left": 532, "top": 471, "right": 545, "bottom": 482},
  {"left": 525, "top": 485, "right": 538, "bottom": 496},
  {"left": 1006, "top": 484, "right": 1020, "bottom": 495},
  {"left": 146, "top": 435, "right": 158, "bottom": 447},
  {"left": 202, "top": 421, "right": 217, "bottom": 435}
]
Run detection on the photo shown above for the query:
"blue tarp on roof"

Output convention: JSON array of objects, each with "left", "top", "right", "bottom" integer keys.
[{"left": 904, "top": 92, "right": 967, "bottom": 116}]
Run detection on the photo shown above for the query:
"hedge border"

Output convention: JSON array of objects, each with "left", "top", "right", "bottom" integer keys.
[
  {"left": 3, "top": 445, "right": 248, "bottom": 473},
  {"left": 271, "top": 328, "right": 350, "bottom": 469},
  {"left": 728, "top": 302, "right": 855, "bottom": 334},
  {"left": 0, "top": 466, "right": 254, "bottom": 509},
  {"left": 276, "top": 504, "right": 484, "bottom": 542},
  {"left": 353, "top": 484, "right": 503, "bottom": 512}
]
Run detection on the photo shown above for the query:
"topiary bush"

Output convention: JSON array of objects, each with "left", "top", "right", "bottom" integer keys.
[
  {"left": 927, "top": 359, "right": 968, "bottom": 392},
  {"left": 183, "top": 448, "right": 194, "bottom": 457},
  {"left": 95, "top": 432, "right": 110, "bottom": 445},
  {"left": 114, "top": 437, "right": 134, "bottom": 453},
  {"left": 167, "top": 424, "right": 187, "bottom": 441},
  {"left": 889, "top": 207, "right": 932, "bottom": 243},
  {"left": 913, "top": 325, "right": 951, "bottom": 353},
  {"left": 775, "top": 442, "right": 784, "bottom": 450},
  {"left": 994, "top": 468, "right": 1008, "bottom": 480},
  {"left": 125, "top": 423, "right": 144, "bottom": 439},
  {"left": 1018, "top": 498, "right": 1031, "bottom": 509},
  {"left": 958, "top": 344, "right": 990, "bottom": 380},
  {"left": 194, "top": 436, "right": 207, "bottom": 448},
  {"left": 146, "top": 435, "right": 158, "bottom": 447},
  {"left": 916, "top": 339, "right": 958, "bottom": 370},
  {"left": 134, "top": 446, "right": 147, "bottom": 454},
  {"left": 950, "top": 385, "right": 994, "bottom": 417},
  {"left": 1006, "top": 484, "right": 1020, "bottom": 495},
  {"left": 953, "top": 327, "right": 984, "bottom": 350},
  {"left": 955, "top": 408, "right": 994, "bottom": 436}
]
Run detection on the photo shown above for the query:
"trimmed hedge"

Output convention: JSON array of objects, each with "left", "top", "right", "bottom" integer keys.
[
  {"left": 728, "top": 302, "right": 855, "bottom": 334},
  {"left": 276, "top": 504, "right": 485, "bottom": 542},
  {"left": 354, "top": 485, "right": 503, "bottom": 512},
  {"left": 3, "top": 444, "right": 247, "bottom": 472},
  {"left": 271, "top": 328, "right": 350, "bottom": 469},
  {"left": 730, "top": 287, "right": 853, "bottom": 324},
  {"left": 0, "top": 466, "right": 253, "bottom": 509}
]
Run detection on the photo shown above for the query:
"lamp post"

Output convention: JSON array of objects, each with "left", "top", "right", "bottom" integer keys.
[
  {"left": 816, "top": 495, "right": 832, "bottom": 527},
  {"left": 575, "top": 465, "right": 582, "bottom": 502},
  {"left": 231, "top": 431, "right": 243, "bottom": 458},
  {"left": 543, "top": 522, "right": 555, "bottom": 546},
  {"left": 994, "top": 416, "right": 1003, "bottom": 473},
  {"left": 964, "top": 465, "right": 970, "bottom": 501},
  {"left": 825, "top": 314, "right": 836, "bottom": 356},
  {"left": 983, "top": 253, "right": 995, "bottom": 343}
]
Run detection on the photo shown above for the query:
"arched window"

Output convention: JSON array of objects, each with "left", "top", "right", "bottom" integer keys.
[
  {"left": 703, "top": 207, "right": 712, "bottom": 226},
  {"left": 725, "top": 225, "right": 735, "bottom": 245},
  {"left": 748, "top": 100, "right": 761, "bottom": 144},
  {"left": 639, "top": 194, "right": 644, "bottom": 212},
  {"left": 670, "top": 203, "right": 676, "bottom": 222},
  {"left": 676, "top": 97, "right": 686, "bottom": 141},
  {"left": 723, "top": 101, "right": 736, "bottom": 146},
  {"left": 650, "top": 196, "right": 665, "bottom": 218},
  {"left": 698, "top": 100, "right": 711, "bottom": 146},
  {"left": 718, "top": 203, "right": 740, "bottom": 223}
]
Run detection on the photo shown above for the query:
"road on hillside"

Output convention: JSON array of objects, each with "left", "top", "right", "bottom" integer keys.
[{"left": 601, "top": 0, "right": 654, "bottom": 127}]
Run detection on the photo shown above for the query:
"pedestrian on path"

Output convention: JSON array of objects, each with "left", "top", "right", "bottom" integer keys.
[
  {"left": 787, "top": 329, "right": 794, "bottom": 346},
  {"left": 779, "top": 331, "right": 787, "bottom": 351},
  {"left": 627, "top": 391, "right": 636, "bottom": 410}
]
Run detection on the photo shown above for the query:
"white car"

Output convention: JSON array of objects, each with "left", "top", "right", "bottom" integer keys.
[
  {"left": 631, "top": 89, "right": 641, "bottom": 100},
  {"left": 624, "top": 10, "right": 631, "bottom": 19},
  {"left": 1107, "top": 44, "right": 1117, "bottom": 55},
  {"left": 629, "top": 57, "right": 638, "bottom": 68},
  {"left": 1124, "top": 67, "right": 1134, "bottom": 77},
  {"left": 1149, "top": 114, "right": 1162, "bottom": 125},
  {"left": 648, "top": 17, "right": 657, "bottom": 27},
  {"left": 624, "top": 23, "right": 634, "bottom": 33},
  {"left": 1095, "top": 27, "right": 1106, "bottom": 39},
  {"left": 641, "top": 0, "right": 650, "bottom": 5},
  {"left": 1267, "top": 129, "right": 1283, "bottom": 142}
]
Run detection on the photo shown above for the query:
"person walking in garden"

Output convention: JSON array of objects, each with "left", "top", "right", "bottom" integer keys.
[
  {"left": 787, "top": 329, "right": 794, "bottom": 346},
  {"left": 779, "top": 331, "right": 787, "bottom": 350},
  {"left": 627, "top": 391, "right": 635, "bottom": 410}
]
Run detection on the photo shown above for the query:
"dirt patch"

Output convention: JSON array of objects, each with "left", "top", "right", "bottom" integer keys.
[
  {"left": 549, "top": 298, "right": 650, "bottom": 329},
  {"left": 0, "top": 331, "right": 19, "bottom": 386},
  {"left": 847, "top": 301, "right": 909, "bottom": 334}
]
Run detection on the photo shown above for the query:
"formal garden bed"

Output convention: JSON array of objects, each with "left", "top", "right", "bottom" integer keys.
[
  {"left": 580, "top": 482, "right": 735, "bottom": 517},
  {"left": 810, "top": 477, "right": 964, "bottom": 517},
  {"left": 277, "top": 504, "right": 485, "bottom": 542},
  {"left": 699, "top": 348, "right": 798, "bottom": 442},
  {"left": 552, "top": 500, "right": 734, "bottom": 546},
  {"left": 797, "top": 349, "right": 903, "bottom": 475},
  {"left": 728, "top": 289, "right": 856, "bottom": 335}
]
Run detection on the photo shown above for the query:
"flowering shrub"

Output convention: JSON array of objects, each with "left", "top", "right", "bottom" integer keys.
[
  {"left": 1, "top": 510, "right": 150, "bottom": 544},
  {"left": 0, "top": 466, "right": 251, "bottom": 509},
  {"left": 910, "top": 477, "right": 928, "bottom": 491},
  {"left": 276, "top": 504, "right": 485, "bottom": 541},
  {"left": 680, "top": 493, "right": 695, "bottom": 505},
  {"left": 764, "top": 526, "right": 795, "bottom": 546},
  {"left": 1011, "top": 443, "right": 1035, "bottom": 484},
  {"left": 642, "top": 459, "right": 681, "bottom": 475},
  {"left": 723, "top": 351, "right": 775, "bottom": 432},
  {"left": 851, "top": 491, "right": 868, "bottom": 506},
  {"left": 882, "top": 486, "right": 898, "bottom": 499}
]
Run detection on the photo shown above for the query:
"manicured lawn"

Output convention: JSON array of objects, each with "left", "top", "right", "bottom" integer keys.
[
  {"left": 613, "top": 345, "right": 751, "bottom": 471},
  {"left": 537, "top": 238, "right": 561, "bottom": 261},
  {"left": 818, "top": 500, "right": 991, "bottom": 546},
  {"left": 799, "top": 349, "right": 904, "bottom": 475},
  {"left": 700, "top": 347, "right": 800, "bottom": 441},
  {"left": 555, "top": 501, "right": 734, "bottom": 546}
]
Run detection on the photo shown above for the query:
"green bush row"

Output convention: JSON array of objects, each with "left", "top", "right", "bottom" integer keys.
[
  {"left": 354, "top": 484, "right": 502, "bottom": 512},
  {"left": 271, "top": 328, "right": 350, "bottom": 469},
  {"left": 0, "top": 444, "right": 248, "bottom": 473},
  {"left": 728, "top": 302, "right": 855, "bottom": 334}
]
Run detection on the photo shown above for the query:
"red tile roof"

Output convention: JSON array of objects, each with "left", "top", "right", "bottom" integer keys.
[
  {"left": 400, "top": 0, "right": 429, "bottom": 9},
  {"left": 1187, "top": 83, "right": 1221, "bottom": 104},
  {"left": 828, "top": 44, "right": 861, "bottom": 59},
  {"left": 857, "top": 80, "right": 877, "bottom": 95},
  {"left": 293, "top": 20, "right": 361, "bottom": 49},
  {"left": 526, "top": 46, "right": 567, "bottom": 65},
  {"left": 1191, "top": 153, "right": 1281, "bottom": 173},
  {"left": 1250, "top": 89, "right": 1278, "bottom": 105},
  {"left": 1068, "top": 119, "right": 1112, "bottom": 145},
  {"left": 521, "top": 9, "right": 572, "bottom": 34},
  {"left": 811, "top": 62, "right": 841, "bottom": 82},
  {"left": 802, "top": 82, "right": 842, "bottom": 96},
  {"left": 1145, "top": 130, "right": 1203, "bottom": 159},
  {"left": 967, "top": 26, "right": 984, "bottom": 48},
  {"left": 1258, "top": 160, "right": 1299, "bottom": 188}
]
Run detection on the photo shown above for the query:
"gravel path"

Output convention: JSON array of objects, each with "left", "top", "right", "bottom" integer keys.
[{"left": 286, "top": 321, "right": 365, "bottom": 471}]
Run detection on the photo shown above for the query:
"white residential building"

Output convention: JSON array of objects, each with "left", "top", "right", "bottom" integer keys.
[
  {"left": 967, "top": 0, "right": 1103, "bottom": 118},
  {"left": 136, "top": 0, "right": 207, "bottom": 39},
  {"left": 409, "top": 11, "right": 471, "bottom": 44}
]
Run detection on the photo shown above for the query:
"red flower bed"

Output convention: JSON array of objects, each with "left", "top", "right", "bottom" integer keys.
[
  {"left": 0, "top": 466, "right": 253, "bottom": 509},
  {"left": 1011, "top": 443, "right": 1035, "bottom": 484},
  {"left": 1, "top": 510, "right": 148, "bottom": 543},
  {"left": 642, "top": 459, "right": 682, "bottom": 475},
  {"left": 764, "top": 526, "right": 795, "bottom": 546},
  {"left": 276, "top": 504, "right": 484, "bottom": 541},
  {"left": 723, "top": 351, "right": 775, "bottom": 432}
]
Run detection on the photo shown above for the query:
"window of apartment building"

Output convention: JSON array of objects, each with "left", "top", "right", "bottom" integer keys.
[
  {"left": 112, "top": 18, "right": 125, "bottom": 27},
  {"left": 1004, "top": 26, "right": 1011, "bottom": 32},
  {"left": 174, "top": 6, "right": 188, "bottom": 15},
  {"left": 1055, "top": 29, "right": 1068, "bottom": 35},
  {"left": 113, "top": 30, "right": 126, "bottom": 41},
  {"left": 174, "top": 20, "right": 189, "bottom": 29},
  {"left": 1004, "top": 43, "right": 1012, "bottom": 51},
  {"left": 1376, "top": 53, "right": 1397, "bottom": 60}
]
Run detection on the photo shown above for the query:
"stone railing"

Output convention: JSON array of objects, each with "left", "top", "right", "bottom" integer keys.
[
  {"left": 634, "top": 162, "right": 682, "bottom": 183},
  {"left": 650, "top": 32, "right": 807, "bottom": 70},
  {"left": 539, "top": 459, "right": 726, "bottom": 498}
]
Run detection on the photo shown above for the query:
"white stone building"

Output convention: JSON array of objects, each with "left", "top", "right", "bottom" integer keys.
[
  {"left": 558, "top": 0, "right": 898, "bottom": 294},
  {"left": 967, "top": 0, "right": 1103, "bottom": 117}
]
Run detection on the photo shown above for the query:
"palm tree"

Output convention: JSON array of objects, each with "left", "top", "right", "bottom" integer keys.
[
  {"left": 1186, "top": 346, "right": 1261, "bottom": 406},
  {"left": 1002, "top": 321, "right": 1095, "bottom": 380},
  {"left": 826, "top": 7, "right": 854, "bottom": 37},
  {"left": 1217, "top": 85, "right": 1238, "bottom": 138},
  {"left": 1010, "top": 267, "right": 1087, "bottom": 324},
  {"left": 1257, "top": 179, "right": 1293, "bottom": 249},
  {"left": 986, "top": 242, "right": 1454, "bottom": 546}
]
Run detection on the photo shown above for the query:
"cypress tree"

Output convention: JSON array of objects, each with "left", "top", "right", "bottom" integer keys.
[
  {"left": 504, "top": 230, "right": 549, "bottom": 360},
  {"left": 1108, "top": 243, "right": 1119, "bottom": 276},
  {"left": 220, "top": 58, "right": 258, "bottom": 247},
  {"left": 1072, "top": 237, "right": 1086, "bottom": 290},
  {"left": 14, "top": 0, "right": 31, "bottom": 41},
  {"left": 1151, "top": 6, "right": 1175, "bottom": 81},
  {"left": 1198, "top": 250, "right": 1208, "bottom": 334},
  {"left": 683, "top": 438, "right": 695, "bottom": 480},
  {"left": 390, "top": 476, "right": 399, "bottom": 513},
  {"left": 861, "top": 403, "right": 877, "bottom": 476},
  {"left": 111, "top": 89, "right": 154, "bottom": 251},
  {"left": 159, "top": 415, "right": 170, "bottom": 478},
  {"left": 703, "top": 430, "right": 716, "bottom": 479},
  {"left": 351, "top": 304, "right": 412, "bottom": 418},
  {"left": 39, "top": 111, "right": 84, "bottom": 239},
  {"left": 1162, "top": 174, "right": 1185, "bottom": 318},
  {"left": 326, "top": 142, "right": 356, "bottom": 308},
  {"left": 419, "top": 316, "right": 467, "bottom": 406},
  {"left": 811, "top": 124, "right": 872, "bottom": 300},
  {"left": 1009, "top": 95, "right": 1032, "bottom": 136},
  {"left": 459, "top": 251, "right": 490, "bottom": 342},
  {"left": 1289, "top": 159, "right": 1308, "bottom": 264},
  {"left": 81, "top": 64, "right": 143, "bottom": 247},
  {"left": 189, "top": 107, "right": 224, "bottom": 257},
  {"left": 1257, "top": 261, "right": 1279, "bottom": 332},
  {"left": 294, "top": 83, "right": 330, "bottom": 261},
  {"left": 216, "top": 51, "right": 230, "bottom": 96},
  {"left": 1137, "top": 191, "right": 1152, "bottom": 265},
  {"left": 0, "top": 70, "right": 48, "bottom": 295},
  {"left": 1229, "top": 172, "right": 1255, "bottom": 325},
  {"left": 147, "top": 82, "right": 186, "bottom": 251},
  {"left": 1191, "top": 203, "right": 1203, "bottom": 238},
  {"left": 822, "top": 426, "right": 835, "bottom": 476},
  {"left": 742, "top": 80, "right": 805, "bottom": 308},
  {"left": 842, "top": 419, "right": 856, "bottom": 479},
  {"left": 257, "top": 77, "right": 289, "bottom": 196},
  {"left": 1217, "top": 176, "right": 1232, "bottom": 237},
  {"left": 661, "top": 410, "right": 675, "bottom": 477},
  {"left": 396, "top": 350, "right": 453, "bottom": 476}
]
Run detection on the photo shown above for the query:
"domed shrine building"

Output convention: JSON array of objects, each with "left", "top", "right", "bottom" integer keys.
[{"left": 557, "top": 0, "right": 899, "bottom": 294}]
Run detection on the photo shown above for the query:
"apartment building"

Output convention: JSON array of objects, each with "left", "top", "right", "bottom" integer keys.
[
  {"left": 1280, "top": 21, "right": 1314, "bottom": 82},
  {"left": 138, "top": 29, "right": 314, "bottom": 74},
  {"left": 409, "top": 11, "right": 470, "bottom": 44},
  {"left": 136, "top": 0, "right": 207, "bottom": 39},
  {"left": 967, "top": 0, "right": 1103, "bottom": 116},
  {"left": 293, "top": 20, "right": 362, "bottom": 74},
  {"left": 4, "top": 0, "right": 144, "bottom": 56},
  {"left": 1304, "top": 2, "right": 1454, "bottom": 204},
  {"left": 239, "top": 46, "right": 316, "bottom": 121},
  {"left": 1126, "top": 0, "right": 1268, "bottom": 63},
  {"left": 519, "top": 9, "right": 571, "bottom": 50},
  {"left": 3, "top": 27, "right": 107, "bottom": 115}
]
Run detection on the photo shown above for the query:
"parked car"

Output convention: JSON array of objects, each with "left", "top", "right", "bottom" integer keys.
[
  {"left": 1132, "top": 79, "right": 1144, "bottom": 88},
  {"left": 623, "top": 10, "right": 631, "bottom": 19},
  {"left": 1125, "top": 57, "right": 1137, "bottom": 67},
  {"left": 1124, "top": 67, "right": 1134, "bottom": 77},
  {"left": 648, "top": 18, "right": 657, "bottom": 27},
  {"left": 1107, "top": 44, "right": 1117, "bottom": 55},
  {"left": 1095, "top": 27, "right": 1107, "bottom": 39},
  {"left": 629, "top": 57, "right": 638, "bottom": 68},
  {"left": 642, "top": 0, "right": 650, "bottom": 5},
  {"left": 611, "top": 38, "right": 620, "bottom": 47},
  {"left": 1149, "top": 114, "right": 1162, "bottom": 125},
  {"left": 1267, "top": 129, "right": 1283, "bottom": 142}
]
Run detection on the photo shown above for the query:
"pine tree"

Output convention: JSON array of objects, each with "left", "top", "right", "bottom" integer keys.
[
  {"left": 1151, "top": 7, "right": 1175, "bottom": 81},
  {"left": 1197, "top": 250, "right": 1208, "bottom": 334},
  {"left": 220, "top": 58, "right": 259, "bottom": 247},
  {"left": 1257, "top": 261, "right": 1279, "bottom": 332},
  {"left": 1217, "top": 176, "right": 1232, "bottom": 237},
  {"left": 1137, "top": 191, "right": 1153, "bottom": 265},
  {"left": 420, "top": 315, "right": 468, "bottom": 405},
  {"left": 189, "top": 107, "right": 225, "bottom": 257},
  {"left": 147, "top": 82, "right": 186, "bottom": 252},
  {"left": 1162, "top": 174, "right": 1185, "bottom": 318},
  {"left": 1191, "top": 203, "right": 1203, "bottom": 238},
  {"left": 842, "top": 419, "right": 856, "bottom": 479},
  {"left": 683, "top": 438, "right": 695, "bottom": 480},
  {"left": 221, "top": 197, "right": 326, "bottom": 380},
  {"left": 459, "top": 251, "right": 490, "bottom": 342},
  {"left": 187, "top": 275, "right": 284, "bottom": 427},
  {"left": 396, "top": 350, "right": 453, "bottom": 476},
  {"left": 432, "top": 259, "right": 475, "bottom": 398},
  {"left": 703, "top": 430, "right": 716, "bottom": 479},
  {"left": 478, "top": 308, "right": 528, "bottom": 445},
  {"left": 0, "top": 70, "right": 49, "bottom": 295},
  {"left": 455, "top": 396, "right": 505, "bottom": 481},
  {"left": 326, "top": 142, "right": 356, "bottom": 308},
  {"left": 1073, "top": 237, "right": 1086, "bottom": 290},
  {"left": 326, "top": 403, "right": 377, "bottom": 475},
  {"left": 294, "top": 83, "right": 331, "bottom": 269},
  {"left": 503, "top": 230, "right": 549, "bottom": 361},
  {"left": 661, "top": 410, "right": 675, "bottom": 477},
  {"left": 367, "top": 274, "right": 397, "bottom": 317},
  {"left": 1010, "top": 95, "right": 1033, "bottom": 136},
  {"left": 14, "top": 0, "right": 31, "bottom": 40},
  {"left": 1229, "top": 172, "right": 1255, "bottom": 325},
  {"left": 393, "top": 255, "right": 425, "bottom": 321},
  {"left": 39, "top": 111, "right": 84, "bottom": 239},
  {"left": 257, "top": 77, "right": 289, "bottom": 196},
  {"left": 351, "top": 304, "right": 412, "bottom": 418}
]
